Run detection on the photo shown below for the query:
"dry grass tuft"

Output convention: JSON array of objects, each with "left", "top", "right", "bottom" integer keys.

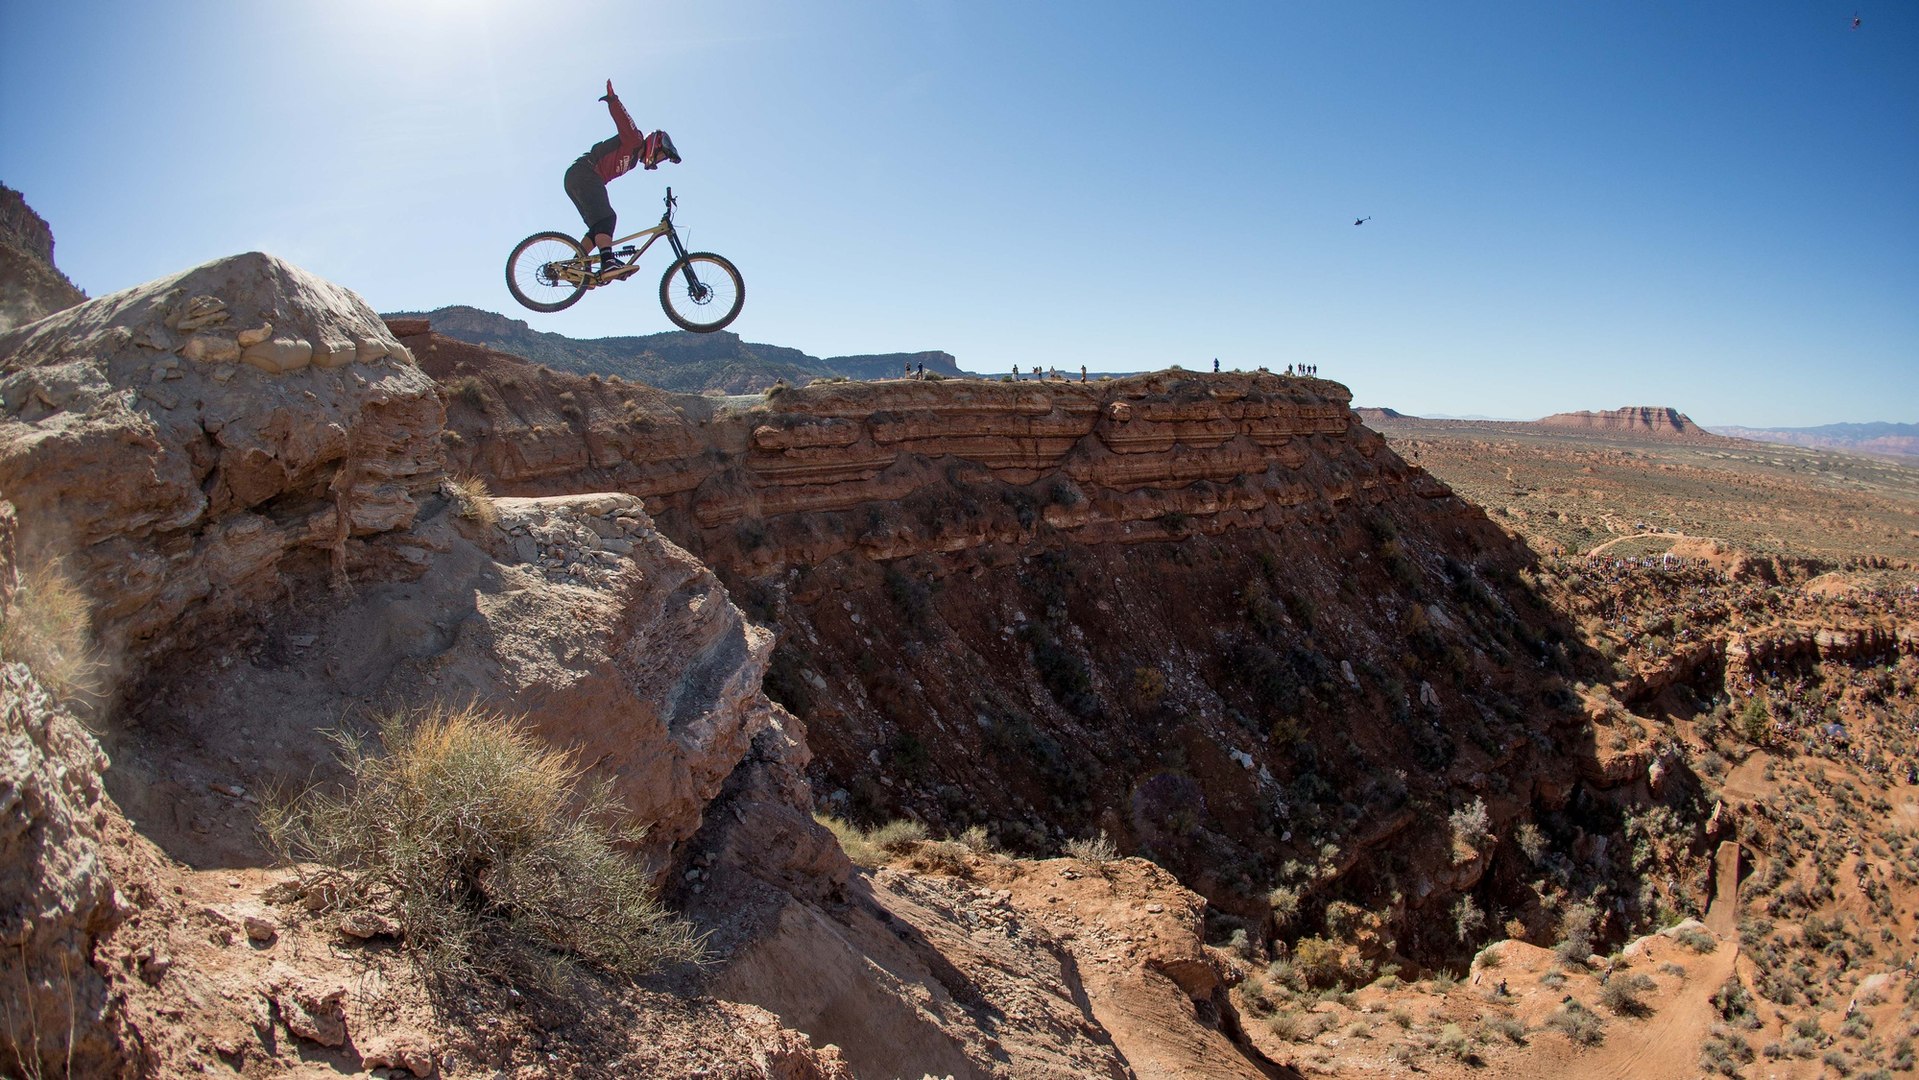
[
  {"left": 1063, "top": 830, "right": 1121, "bottom": 863},
  {"left": 0, "top": 555, "right": 101, "bottom": 710},
  {"left": 445, "top": 474, "right": 499, "bottom": 529},
  {"left": 261, "top": 703, "right": 703, "bottom": 986},
  {"left": 814, "top": 813, "right": 927, "bottom": 868}
]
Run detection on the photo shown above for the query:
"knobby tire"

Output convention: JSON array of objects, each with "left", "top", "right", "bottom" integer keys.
[
  {"left": 505, "top": 231, "right": 590, "bottom": 313},
  {"left": 659, "top": 252, "right": 744, "bottom": 333}
]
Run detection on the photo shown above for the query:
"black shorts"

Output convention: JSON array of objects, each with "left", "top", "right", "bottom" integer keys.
[{"left": 564, "top": 158, "right": 615, "bottom": 239}]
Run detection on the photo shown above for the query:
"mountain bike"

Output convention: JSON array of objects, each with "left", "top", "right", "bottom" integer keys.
[{"left": 504, "top": 187, "right": 744, "bottom": 332}]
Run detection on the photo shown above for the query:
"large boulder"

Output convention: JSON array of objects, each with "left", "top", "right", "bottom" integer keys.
[{"left": 0, "top": 252, "right": 444, "bottom": 693}]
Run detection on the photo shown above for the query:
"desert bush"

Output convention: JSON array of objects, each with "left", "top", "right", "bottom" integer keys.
[
  {"left": 1064, "top": 830, "right": 1121, "bottom": 863},
  {"left": 1450, "top": 797, "right": 1491, "bottom": 857},
  {"left": 446, "top": 473, "right": 499, "bottom": 528},
  {"left": 1711, "top": 977, "right": 1762, "bottom": 1029},
  {"left": 955, "top": 825, "right": 998, "bottom": 855},
  {"left": 817, "top": 815, "right": 929, "bottom": 867},
  {"left": 1436, "top": 1022, "right": 1476, "bottom": 1062},
  {"left": 450, "top": 374, "right": 487, "bottom": 409},
  {"left": 1599, "top": 972, "right": 1657, "bottom": 1016},
  {"left": 1739, "top": 695, "right": 1771, "bottom": 745},
  {"left": 1267, "top": 885, "right": 1301, "bottom": 929},
  {"left": 1671, "top": 925, "right": 1718, "bottom": 954},
  {"left": 0, "top": 554, "right": 101, "bottom": 711},
  {"left": 1291, "top": 936, "right": 1358, "bottom": 990},
  {"left": 1891, "top": 1037, "right": 1914, "bottom": 1070},
  {"left": 1555, "top": 901, "right": 1599, "bottom": 965},
  {"left": 1480, "top": 1014, "right": 1528, "bottom": 1044},
  {"left": 1546, "top": 999, "right": 1606, "bottom": 1046},
  {"left": 260, "top": 703, "right": 703, "bottom": 985},
  {"left": 1452, "top": 895, "right": 1486, "bottom": 943},
  {"left": 1515, "top": 821, "right": 1549, "bottom": 865},
  {"left": 1265, "top": 1010, "right": 1322, "bottom": 1041},
  {"left": 1701, "top": 1028, "right": 1757, "bottom": 1075}
]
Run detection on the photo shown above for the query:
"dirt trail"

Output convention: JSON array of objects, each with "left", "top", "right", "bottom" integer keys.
[
  {"left": 1551, "top": 939, "right": 1739, "bottom": 1080},
  {"left": 1583, "top": 531, "right": 1700, "bottom": 557},
  {"left": 1705, "top": 841, "right": 1740, "bottom": 936}
]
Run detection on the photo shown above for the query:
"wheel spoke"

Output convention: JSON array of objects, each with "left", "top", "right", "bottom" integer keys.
[
  {"left": 660, "top": 253, "right": 743, "bottom": 332},
  {"left": 506, "top": 233, "right": 589, "bottom": 312}
]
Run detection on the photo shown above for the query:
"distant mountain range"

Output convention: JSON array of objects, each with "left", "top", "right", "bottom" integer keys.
[
  {"left": 381, "top": 305, "right": 962, "bottom": 394},
  {"left": 1704, "top": 422, "right": 1919, "bottom": 459}
]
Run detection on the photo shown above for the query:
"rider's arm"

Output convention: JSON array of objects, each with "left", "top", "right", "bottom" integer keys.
[{"left": 602, "top": 85, "right": 641, "bottom": 146}]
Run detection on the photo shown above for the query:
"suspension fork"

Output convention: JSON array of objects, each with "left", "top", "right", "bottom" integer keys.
[{"left": 665, "top": 227, "right": 705, "bottom": 294}]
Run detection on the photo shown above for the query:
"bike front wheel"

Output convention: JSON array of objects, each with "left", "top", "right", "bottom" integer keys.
[
  {"left": 505, "top": 231, "right": 590, "bottom": 313},
  {"left": 659, "top": 252, "right": 744, "bottom": 333}
]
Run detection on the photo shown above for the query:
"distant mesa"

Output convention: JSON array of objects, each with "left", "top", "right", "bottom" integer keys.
[
  {"left": 1532, "top": 405, "right": 1708, "bottom": 438},
  {"left": 1358, "top": 404, "right": 1728, "bottom": 444}
]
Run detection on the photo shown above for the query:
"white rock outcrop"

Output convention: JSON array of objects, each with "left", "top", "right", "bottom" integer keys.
[{"left": 0, "top": 252, "right": 444, "bottom": 690}]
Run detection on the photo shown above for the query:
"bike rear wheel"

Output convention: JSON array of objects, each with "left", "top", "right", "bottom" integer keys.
[
  {"left": 506, "top": 232, "right": 590, "bottom": 313},
  {"left": 659, "top": 252, "right": 744, "bottom": 333}
]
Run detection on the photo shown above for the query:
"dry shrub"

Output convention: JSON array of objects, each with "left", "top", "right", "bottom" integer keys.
[
  {"left": 0, "top": 555, "right": 101, "bottom": 710},
  {"left": 814, "top": 813, "right": 926, "bottom": 868},
  {"left": 1600, "top": 972, "right": 1657, "bottom": 1016},
  {"left": 262, "top": 703, "right": 703, "bottom": 985},
  {"left": 1291, "top": 936, "right": 1363, "bottom": 991},
  {"left": 1266, "top": 1009, "right": 1323, "bottom": 1042},
  {"left": 1547, "top": 998, "right": 1607, "bottom": 1046},
  {"left": 446, "top": 474, "right": 499, "bottom": 528},
  {"left": 1064, "top": 830, "right": 1121, "bottom": 864},
  {"left": 1555, "top": 901, "right": 1599, "bottom": 965},
  {"left": 450, "top": 375, "right": 488, "bottom": 409},
  {"left": 955, "top": 825, "right": 999, "bottom": 855}
]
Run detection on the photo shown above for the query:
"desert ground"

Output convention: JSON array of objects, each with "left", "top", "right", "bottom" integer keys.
[{"left": 1374, "top": 417, "right": 1919, "bottom": 564}]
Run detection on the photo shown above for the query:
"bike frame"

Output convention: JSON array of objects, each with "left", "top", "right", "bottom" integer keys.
[{"left": 558, "top": 188, "right": 698, "bottom": 289}]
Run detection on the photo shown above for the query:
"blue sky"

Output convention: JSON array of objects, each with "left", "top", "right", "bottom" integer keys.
[{"left": 3, "top": 1, "right": 1914, "bottom": 427}]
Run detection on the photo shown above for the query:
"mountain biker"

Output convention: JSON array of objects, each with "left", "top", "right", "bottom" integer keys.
[{"left": 565, "top": 79, "right": 680, "bottom": 280}]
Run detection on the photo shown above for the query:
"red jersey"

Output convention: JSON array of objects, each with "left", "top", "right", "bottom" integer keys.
[{"left": 578, "top": 91, "right": 646, "bottom": 183}]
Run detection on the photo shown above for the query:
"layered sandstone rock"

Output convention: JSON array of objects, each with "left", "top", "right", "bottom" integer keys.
[
  {"left": 0, "top": 252, "right": 441, "bottom": 691},
  {"left": 0, "top": 186, "right": 86, "bottom": 332},
  {"left": 416, "top": 338, "right": 1456, "bottom": 579},
  {"left": 1533, "top": 405, "right": 1710, "bottom": 438}
]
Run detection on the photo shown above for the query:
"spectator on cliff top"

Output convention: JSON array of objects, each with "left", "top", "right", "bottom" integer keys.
[
  {"left": 1213, "top": 358, "right": 1220, "bottom": 373},
  {"left": 1081, "top": 365, "right": 1087, "bottom": 382}
]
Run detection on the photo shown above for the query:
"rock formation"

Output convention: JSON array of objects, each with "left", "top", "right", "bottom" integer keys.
[
  {"left": 413, "top": 323, "right": 1664, "bottom": 979},
  {"left": 1360, "top": 403, "right": 1730, "bottom": 445},
  {"left": 0, "top": 185, "right": 86, "bottom": 332},
  {"left": 0, "top": 251, "right": 442, "bottom": 697},
  {"left": 16, "top": 250, "right": 1904, "bottom": 1076},
  {"left": 2, "top": 255, "right": 1302, "bottom": 1077},
  {"left": 1532, "top": 405, "right": 1711, "bottom": 439}
]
